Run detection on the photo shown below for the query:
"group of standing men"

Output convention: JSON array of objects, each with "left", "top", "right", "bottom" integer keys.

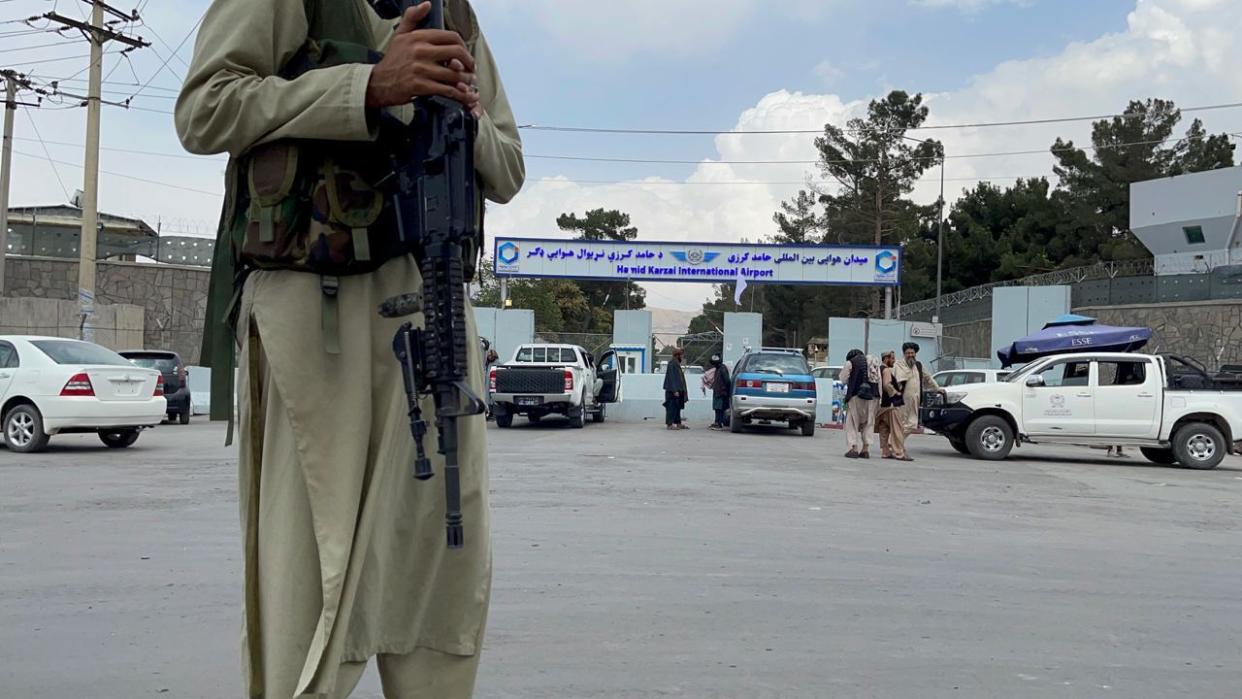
[
  {"left": 662, "top": 349, "right": 733, "bottom": 430},
  {"left": 839, "top": 343, "right": 943, "bottom": 460}
]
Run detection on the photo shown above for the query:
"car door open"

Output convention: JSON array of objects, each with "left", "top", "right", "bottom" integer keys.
[{"left": 597, "top": 350, "right": 621, "bottom": 403}]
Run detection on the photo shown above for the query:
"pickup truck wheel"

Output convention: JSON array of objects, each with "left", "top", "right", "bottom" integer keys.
[
  {"left": 948, "top": 438, "right": 971, "bottom": 455},
  {"left": 569, "top": 412, "right": 585, "bottom": 429},
  {"left": 592, "top": 405, "right": 606, "bottom": 423},
  {"left": 1172, "top": 422, "right": 1226, "bottom": 470},
  {"left": 4, "top": 404, "right": 51, "bottom": 453},
  {"left": 99, "top": 430, "right": 140, "bottom": 449},
  {"left": 800, "top": 420, "right": 815, "bottom": 437},
  {"left": 178, "top": 410, "right": 191, "bottom": 425},
  {"left": 730, "top": 416, "right": 744, "bottom": 434},
  {"left": 1139, "top": 447, "right": 1178, "bottom": 465},
  {"left": 496, "top": 414, "right": 513, "bottom": 429},
  {"left": 965, "top": 415, "right": 1013, "bottom": 461}
]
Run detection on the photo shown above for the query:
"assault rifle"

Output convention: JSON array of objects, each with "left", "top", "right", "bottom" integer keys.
[{"left": 371, "top": 0, "right": 485, "bottom": 549}]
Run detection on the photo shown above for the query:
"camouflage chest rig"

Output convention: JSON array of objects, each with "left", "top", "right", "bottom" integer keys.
[{"left": 200, "top": 0, "right": 482, "bottom": 426}]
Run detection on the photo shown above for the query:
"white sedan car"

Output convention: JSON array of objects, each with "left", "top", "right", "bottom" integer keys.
[
  {"left": 0, "top": 336, "right": 167, "bottom": 453},
  {"left": 932, "top": 368, "right": 1011, "bottom": 388}
]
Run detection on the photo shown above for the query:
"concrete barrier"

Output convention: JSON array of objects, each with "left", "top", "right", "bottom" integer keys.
[{"left": 0, "top": 297, "right": 144, "bottom": 350}]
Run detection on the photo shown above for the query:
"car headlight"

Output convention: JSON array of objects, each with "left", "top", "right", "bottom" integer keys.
[{"left": 945, "top": 391, "right": 968, "bottom": 405}]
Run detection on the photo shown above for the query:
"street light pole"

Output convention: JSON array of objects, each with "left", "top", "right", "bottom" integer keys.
[{"left": 935, "top": 152, "right": 945, "bottom": 324}]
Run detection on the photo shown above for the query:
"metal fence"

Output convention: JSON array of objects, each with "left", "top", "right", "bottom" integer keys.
[
  {"left": 5, "top": 223, "right": 215, "bottom": 266},
  {"left": 900, "top": 261, "right": 1242, "bottom": 325},
  {"left": 898, "top": 259, "right": 1155, "bottom": 321}
]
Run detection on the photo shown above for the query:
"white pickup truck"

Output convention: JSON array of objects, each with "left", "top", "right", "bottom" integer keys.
[
  {"left": 921, "top": 352, "right": 1242, "bottom": 469},
  {"left": 489, "top": 344, "right": 620, "bottom": 429}
]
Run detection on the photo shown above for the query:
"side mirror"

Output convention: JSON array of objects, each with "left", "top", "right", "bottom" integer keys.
[{"left": 1025, "top": 375, "right": 1046, "bottom": 388}]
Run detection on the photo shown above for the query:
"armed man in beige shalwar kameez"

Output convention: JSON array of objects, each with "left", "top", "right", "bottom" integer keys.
[
  {"left": 894, "top": 341, "right": 943, "bottom": 434},
  {"left": 176, "top": 0, "right": 524, "bottom": 696}
]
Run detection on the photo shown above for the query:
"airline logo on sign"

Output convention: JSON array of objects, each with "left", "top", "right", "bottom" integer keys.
[
  {"left": 671, "top": 249, "right": 721, "bottom": 266},
  {"left": 497, "top": 241, "right": 520, "bottom": 272},
  {"left": 874, "top": 250, "right": 899, "bottom": 283}
]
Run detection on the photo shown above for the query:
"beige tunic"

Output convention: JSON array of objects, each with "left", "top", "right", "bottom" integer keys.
[
  {"left": 894, "top": 360, "right": 939, "bottom": 432},
  {"left": 176, "top": 1, "right": 524, "bottom": 696}
]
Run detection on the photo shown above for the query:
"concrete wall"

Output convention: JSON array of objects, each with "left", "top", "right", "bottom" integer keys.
[
  {"left": 723, "top": 313, "right": 762, "bottom": 366},
  {"left": 1077, "top": 300, "right": 1242, "bottom": 368},
  {"left": 612, "top": 310, "right": 653, "bottom": 373},
  {"left": 474, "top": 307, "right": 535, "bottom": 363},
  {"left": 0, "top": 297, "right": 144, "bottom": 350},
  {"left": 3, "top": 255, "right": 209, "bottom": 362},
  {"left": 989, "top": 286, "right": 1071, "bottom": 368},
  {"left": 826, "top": 318, "right": 943, "bottom": 368},
  {"left": 941, "top": 318, "right": 993, "bottom": 365}
]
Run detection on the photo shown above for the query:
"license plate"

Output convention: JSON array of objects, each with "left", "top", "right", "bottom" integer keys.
[
  {"left": 116, "top": 383, "right": 140, "bottom": 396},
  {"left": 767, "top": 383, "right": 790, "bottom": 394},
  {"left": 516, "top": 396, "right": 542, "bottom": 406}
]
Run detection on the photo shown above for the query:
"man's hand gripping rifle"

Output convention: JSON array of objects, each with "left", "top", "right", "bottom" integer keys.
[{"left": 371, "top": 0, "right": 486, "bottom": 550}]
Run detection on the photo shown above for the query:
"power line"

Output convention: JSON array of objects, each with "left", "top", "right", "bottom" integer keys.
[
  {"left": 12, "top": 135, "right": 221, "bottom": 160},
  {"left": 518, "top": 101, "right": 1242, "bottom": 136},
  {"left": 54, "top": 75, "right": 180, "bottom": 93},
  {"left": 13, "top": 132, "right": 1219, "bottom": 169},
  {"left": 126, "top": 12, "right": 202, "bottom": 101},
  {"left": 138, "top": 19, "right": 190, "bottom": 72},
  {"left": 524, "top": 134, "right": 1227, "bottom": 166},
  {"left": 12, "top": 149, "right": 221, "bottom": 195},
  {"left": 21, "top": 106, "right": 71, "bottom": 200},
  {"left": 5, "top": 51, "right": 120, "bottom": 67},
  {"left": 0, "top": 39, "right": 78, "bottom": 54}
]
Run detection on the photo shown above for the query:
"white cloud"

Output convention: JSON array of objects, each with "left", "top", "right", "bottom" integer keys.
[{"left": 490, "top": 0, "right": 1242, "bottom": 311}]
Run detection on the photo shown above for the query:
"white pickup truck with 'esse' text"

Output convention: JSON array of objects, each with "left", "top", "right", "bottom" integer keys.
[{"left": 921, "top": 353, "right": 1242, "bottom": 469}]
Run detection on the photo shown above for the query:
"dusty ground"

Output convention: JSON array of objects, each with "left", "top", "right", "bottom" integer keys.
[{"left": 2, "top": 417, "right": 1240, "bottom": 698}]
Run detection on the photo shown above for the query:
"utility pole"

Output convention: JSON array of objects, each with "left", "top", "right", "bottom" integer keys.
[
  {"left": 44, "top": 1, "right": 148, "bottom": 339},
  {"left": 0, "top": 70, "right": 39, "bottom": 297},
  {"left": 0, "top": 74, "right": 16, "bottom": 297},
  {"left": 934, "top": 152, "right": 946, "bottom": 325}
]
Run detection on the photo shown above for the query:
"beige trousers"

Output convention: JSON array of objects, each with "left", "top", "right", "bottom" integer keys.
[
  {"left": 875, "top": 407, "right": 908, "bottom": 457},
  {"left": 236, "top": 260, "right": 490, "bottom": 699},
  {"left": 245, "top": 331, "right": 484, "bottom": 699},
  {"left": 844, "top": 397, "right": 876, "bottom": 453}
]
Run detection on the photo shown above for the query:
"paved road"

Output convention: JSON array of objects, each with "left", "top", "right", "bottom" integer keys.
[{"left": 2, "top": 418, "right": 1240, "bottom": 698}]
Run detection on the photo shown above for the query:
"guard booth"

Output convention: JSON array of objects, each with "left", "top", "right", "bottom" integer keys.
[{"left": 609, "top": 344, "right": 648, "bottom": 375}]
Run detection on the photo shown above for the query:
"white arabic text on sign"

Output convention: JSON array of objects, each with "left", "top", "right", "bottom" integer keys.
[{"left": 493, "top": 238, "right": 902, "bottom": 286}]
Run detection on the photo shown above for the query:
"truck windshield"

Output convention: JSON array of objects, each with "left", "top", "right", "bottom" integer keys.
[{"left": 515, "top": 347, "right": 578, "bottom": 363}]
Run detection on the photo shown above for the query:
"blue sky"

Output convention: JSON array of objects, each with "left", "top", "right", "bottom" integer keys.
[
  {"left": 6, "top": 0, "right": 1242, "bottom": 310},
  {"left": 493, "top": 0, "right": 1133, "bottom": 184}
]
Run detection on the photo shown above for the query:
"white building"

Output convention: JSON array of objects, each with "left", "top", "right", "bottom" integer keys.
[{"left": 1130, "top": 165, "right": 1242, "bottom": 276}]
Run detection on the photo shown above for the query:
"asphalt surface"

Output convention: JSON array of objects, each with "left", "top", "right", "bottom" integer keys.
[{"left": 2, "top": 417, "right": 1241, "bottom": 698}]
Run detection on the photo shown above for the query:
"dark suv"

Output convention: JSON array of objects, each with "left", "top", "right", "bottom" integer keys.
[{"left": 119, "top": 350, "right": 192, "bottom": 424}]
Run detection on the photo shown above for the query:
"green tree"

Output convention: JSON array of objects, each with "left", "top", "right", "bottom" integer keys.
[
  {"left": 556, "top": 208, "right": 646, "bottom": 325},
  {"left": 472, "top": 258, "right": 593, "bottom": 333},
  {"left": 814, "top": 90, "right": 942, "bottom": 315},
  {"left": 1051, "top": 98, "right": 1236, "bottom": 263}
]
